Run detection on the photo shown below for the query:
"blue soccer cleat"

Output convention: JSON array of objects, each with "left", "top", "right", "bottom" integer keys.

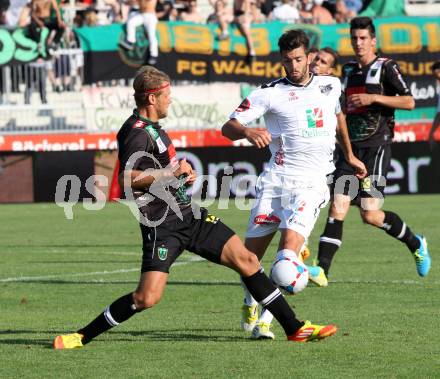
[{"left": 414, "top": 235, "right": 431, "bottom": 277}]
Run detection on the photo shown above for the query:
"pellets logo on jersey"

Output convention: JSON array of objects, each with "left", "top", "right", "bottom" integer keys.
[
  {"left": 306, "top": 108, "right": 324, "bottom": 128},
  {"left": 157, "top": 247, "right": 168, "bottom": 261},
  {"left": 236, "top": 98, "right": 250, "bottom": 112}
]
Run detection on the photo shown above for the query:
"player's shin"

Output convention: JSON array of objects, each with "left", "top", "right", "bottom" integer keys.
[
  {"left": 317, "top": 217, "right": 343, "bottom": 275},
  {"left": 241, "top": 268, "right": 303, "bottom": 336},
  {"left": 78, "top": 293, "right": 139, "bottom": 344}
]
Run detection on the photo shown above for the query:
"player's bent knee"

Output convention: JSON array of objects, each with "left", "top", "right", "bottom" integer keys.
[
  {"left": 360, "top": 210, "right": 379, "bottom": 226},
  {"left": 220, "top": 235, "right": 260, "bottom": 275},
  {"left": 235, "top": 250, "right": 260, "bottom": 275},
  {"left": 133, "top": 292, "right": 162, "bottom": 310}
]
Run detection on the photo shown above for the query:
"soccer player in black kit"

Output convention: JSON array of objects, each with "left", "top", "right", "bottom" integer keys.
[
  {"left": 313, "top": 17, "right": 431, "bottom": 281},
  {"left": 53, "top": 66, "right": 337, "bottom": 349}
]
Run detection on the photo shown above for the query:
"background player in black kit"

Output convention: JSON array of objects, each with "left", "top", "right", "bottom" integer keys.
[
  {"left": 53, "top": 65, "right": 338, "bottom": 349},
  {"left": 313, "top": 17, "right": 431, "bottom": 280}
]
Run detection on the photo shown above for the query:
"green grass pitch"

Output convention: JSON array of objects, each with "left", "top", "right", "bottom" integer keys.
[{"left": 1, "top": 195, "right": 439, "bottom": 378}]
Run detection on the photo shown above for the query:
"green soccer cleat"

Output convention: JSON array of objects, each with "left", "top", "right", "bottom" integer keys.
[
  {"left": 307, "top": 265, "right": 328, "bottom": 287},
  {"left": 288, "top": 321, "right": 337, "bottom": 342},
  {"left": 241, "top": 303, "right": 259, "bottom": 332},
  {"left": 251, "top": 322, "right": 275, "bottom": 340},
  {"left": 53, "top": 333, "right": 84, "bottom": 350}
]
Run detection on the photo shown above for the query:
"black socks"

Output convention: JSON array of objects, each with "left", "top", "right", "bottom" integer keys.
[
  {"left": 381, "top": 211, "right": 420, "bottom": 252},
  {"left": 241, "top": 269, "right": 303, "bottom": 335},
  {"left": 317, "top": 218, "right": 344, "bottom": 276},
  {"left": 78, "top": 293, "right": 139, "bottom": 344}
]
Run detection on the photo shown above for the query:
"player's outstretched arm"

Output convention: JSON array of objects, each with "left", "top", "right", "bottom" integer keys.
[
  {"left": 347, "top": 93, "right": 415, "bottom": 110},
  {"left": 222, "top": 119, "right": 271, "bottom": 148},
  {"left": 336, "top": 112, "right": 367, "bottom": 179}
]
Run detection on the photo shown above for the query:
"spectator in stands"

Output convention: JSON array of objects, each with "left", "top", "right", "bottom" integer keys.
[
  {"left": 233, "top": 0, "right": 256, "bottom": 64},
  {"left": 104, "top": 0, "right": 123, "bottom": 23},
  {"left": 180, "top": 0, "right": 204, "bottom": 23},
  {"left": 310, "top": 46, "right": 338, "bottom": 75},
  {"left": 5, "top": 0, "right": 29, "bottom": 26},
  {"left": 300, "top": 0, "right": 334, "bottom": 24},
  {"left": 250, "top": 0, "right": 265, "bottom": 23},
  {"left": 311, "top": 0, "right": 333, "bottom": 24},
  {"left": 84, "top": 7, "right": 98, "bottom": 25},
  {"left": 27, "top": 0, "right": 66, "bottom": 50},
  {"left": 17, "top": 0, "right": 30, "bottom": 26},
  {"left": 207, "top": 0, "right": 233, "bottom": 41},
  {"left": 334, "top": 0, "right": 349, "bottom": 23},
  {"left": 259, "top": 0, "right": 275, "bottom": 19},
  {"left": 344, "top": 0, "right": 362, "bottom": 17},
  {"left": 120, "top": 0, "right": 138, "bottom": 22},
  {"left": 298, "top": 0, "right": 313, "bottom": 22},
  {"left": 24, "top": 58, "right": 48, "bottom": 104},
  {"left": 429, "top": 61, "right": 440, "bottom": 148},
  {"left": 119, "top": 0, "right": 159, "bottom": 66},
  {"left": 52, "top": 41, "right": 74, "bottom": 92},
  {"left": 0, "top": 0, "right": 10, "bottom": 24},
  {"left": 271, "top": 0, "right": 300, "bottom": 23},
  {"left": 155, "top": 0, "right": 175, "bottom": 21}
]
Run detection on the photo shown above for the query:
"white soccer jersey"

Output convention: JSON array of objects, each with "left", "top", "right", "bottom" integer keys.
[{"left": 230, "top": 74, "right": 341, "bottom": 181}]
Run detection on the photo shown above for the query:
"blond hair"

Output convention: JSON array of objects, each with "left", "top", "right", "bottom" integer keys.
[{"left": 133, "top": 66, "right": 171, "bottom": 107}]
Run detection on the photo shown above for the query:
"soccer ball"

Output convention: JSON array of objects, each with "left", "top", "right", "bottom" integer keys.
[{"left": 270, "top": 255, "right": 309, "bottom": 295}]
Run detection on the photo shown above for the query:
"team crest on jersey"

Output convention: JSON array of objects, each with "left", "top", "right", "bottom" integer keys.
[
  {"left": 236, "top": 98, "right": 250, "bottom": 112},
  {"left": 306, "top": 108, "right": 324, "bottom": 128},
  {"left": 133, "top": 120, "right": 146, "bottom": 129},
  {"left": 157, "top": 246, "right": 168, "bottom": 261},
  {"left": 289, "top": 90, "right": 298, "bottom": 101},
  {"left": 319, "top": 84, "right": 333, "bottom": 95}
]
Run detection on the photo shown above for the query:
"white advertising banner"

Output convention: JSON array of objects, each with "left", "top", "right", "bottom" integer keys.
[{"left": 82, "top": 83, "right": 243, "bottom": 132}]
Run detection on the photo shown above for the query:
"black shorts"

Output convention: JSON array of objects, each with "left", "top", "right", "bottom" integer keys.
[
  {"left": 331, "top": 144, "right": 391, "bottom": 201},
  {"left": 140, "top": 207, "right": 235, "bottom": 273}
]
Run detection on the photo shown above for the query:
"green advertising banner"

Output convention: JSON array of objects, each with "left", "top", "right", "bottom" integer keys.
[
  {"left": 72, "top": 17, "right": 439, "bottom": 120},
  {"left": 1, "top": 17, "right": 438, "bottom": 119}
]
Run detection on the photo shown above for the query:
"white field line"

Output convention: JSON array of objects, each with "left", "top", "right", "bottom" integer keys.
[
  {"left": 2, "top": 249, "right": 141, "bottom": 256},
  {"left": 0, "top": 255, "right": 205, "bottom": 283},
  {"left": 84, "top": 278, "right": 439, "bottom": 285}
]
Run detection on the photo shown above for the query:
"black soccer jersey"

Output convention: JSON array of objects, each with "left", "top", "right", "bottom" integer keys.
[
  {"left": 117, "top": 109, "right": 191, "bottom": 222},
  {"left": 342, "top": 56, "right": 412, "bottom": 148}
]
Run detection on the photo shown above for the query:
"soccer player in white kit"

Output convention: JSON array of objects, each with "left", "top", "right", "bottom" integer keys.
[{"left": 222, "top": 29, "right": 367, "bottom": 339}]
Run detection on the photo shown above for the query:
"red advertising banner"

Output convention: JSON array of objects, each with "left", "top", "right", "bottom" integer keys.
[
  {"left": 1, "top": 123, "right": 439, "bottom": 152},
  {"left": 0, "top": 130, "right": 233, "bottom": 152}
]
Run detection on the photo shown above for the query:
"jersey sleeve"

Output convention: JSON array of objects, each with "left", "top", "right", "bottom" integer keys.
[
  {"left": 229, "top": 86, "right": 270, "bottom": 126},
  {"left": 333, "top": 78, "right": 342, "bottom": 114},
  {"left": 384, "top": 60, "right": 412, "bottom": 96},
  {"left": 119, "top": 129, "right": 156, "bottom": 173},
  {"left": 437, "top": 84, "right": 440, "bottom": 112}
]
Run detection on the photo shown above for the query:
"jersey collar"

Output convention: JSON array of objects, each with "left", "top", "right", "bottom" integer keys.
[
  {"left": 133, "top": 109, "right": 161, "bottom": 129},
  {"left": 358, "top": 55, "right": 379, "bottom": 69},
  {"left": 285, "top": 73, "right": 314, "bottom": 88}
]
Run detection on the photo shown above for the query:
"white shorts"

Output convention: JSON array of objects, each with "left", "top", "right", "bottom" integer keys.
[{"left": 246, "top": 170, "right": 330, "bottom": 240}]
